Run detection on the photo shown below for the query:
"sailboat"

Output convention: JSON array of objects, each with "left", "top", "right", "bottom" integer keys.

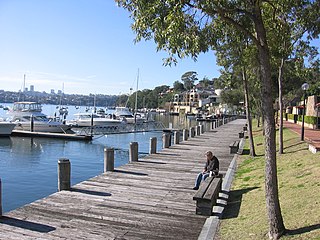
[
  {"left": 57, "top": 83, "right": 68, "bottom": 118},
  {"left": 114, "top": 69, "right": 146, "bottom": 124}
]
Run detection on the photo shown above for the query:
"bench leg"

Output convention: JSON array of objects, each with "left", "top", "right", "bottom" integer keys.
[{"left": 195, "top": 200, "right": 215, "bottom": 216}]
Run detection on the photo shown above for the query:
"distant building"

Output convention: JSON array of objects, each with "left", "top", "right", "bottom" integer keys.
[
  {"left": 57, "top": 90, "right": 62, "bottom": 95},
  {"left": 51, "top": 89, "right": 55, "bottom": 94},
  {"left": 170, "top": 88, "right": 220, "bottom": 115},
  {"left": 30, "top": 85, "right": 34, "bottom": 92}
]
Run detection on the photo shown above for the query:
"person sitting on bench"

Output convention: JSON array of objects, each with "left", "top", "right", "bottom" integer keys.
[{"left": 193, "top": 151, "right": 219, "bottom": 190}]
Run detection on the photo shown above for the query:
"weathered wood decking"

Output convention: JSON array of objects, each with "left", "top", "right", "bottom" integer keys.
[{"left": 0, "top": 119, "right": 246, "bottom": 240}]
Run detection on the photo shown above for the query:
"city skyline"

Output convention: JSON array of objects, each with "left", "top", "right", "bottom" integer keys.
[{"left": 0, "top": 1, "right": 219, "bottom": 95}]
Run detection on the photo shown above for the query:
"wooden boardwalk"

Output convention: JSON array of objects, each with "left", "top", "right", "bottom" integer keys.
[{"left": 0, "top": 119, "right": 246, "bottom": 240}]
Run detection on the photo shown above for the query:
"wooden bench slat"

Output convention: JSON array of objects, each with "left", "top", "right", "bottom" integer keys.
[
  {"left": 203, "top": 177, "right": 222, "bottom": 201},
  {"left": 193, "top": 177, "right": 214, "bottom": 200}
]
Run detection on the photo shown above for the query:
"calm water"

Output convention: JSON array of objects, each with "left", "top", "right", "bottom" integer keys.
[{"left": 0, "top": 103, "right": 193, "bottom": 213}]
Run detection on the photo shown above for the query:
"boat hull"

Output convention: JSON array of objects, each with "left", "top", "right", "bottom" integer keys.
[
  {"left": 0, "top": 122, "right": 16, "bottom": 136},
  {"left": 68, "top": 119, "right": 124, "bottom": 127},
  {"left": 14, "top": 122, "right": 71, "bottom": 133}
]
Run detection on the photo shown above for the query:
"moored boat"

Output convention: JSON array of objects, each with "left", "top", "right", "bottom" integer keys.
[
  {"left": 7, "top": 102, "right": 72, "bottom": 133},
  {"left": 114, "top": 107, "right": 146, "bottom": 124},
  {"left": 68, "top": 112, "right": 125, "bottom": 128},
  {"left": 0, "top": 121, "right": 16, "bottom": 136}
]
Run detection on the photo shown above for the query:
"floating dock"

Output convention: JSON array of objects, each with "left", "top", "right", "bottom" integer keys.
[{"left": 11, "top": 130, "right": 93, "bottom": 141}]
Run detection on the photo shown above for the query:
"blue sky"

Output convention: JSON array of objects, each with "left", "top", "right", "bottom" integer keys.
[{"left": 0, "top": 0, "right": 219, "bottom": 95}]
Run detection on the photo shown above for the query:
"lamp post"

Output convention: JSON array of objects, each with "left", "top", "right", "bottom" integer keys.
[{"left": 301, "top": 82, "right": 309, "bottom": 141}]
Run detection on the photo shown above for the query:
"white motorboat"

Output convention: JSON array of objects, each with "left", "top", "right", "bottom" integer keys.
[
  {"left": 114, "top": 107, "right": 146, "bottom": 124},
  {"left": 7, "top": 102, "right": 72, "bottom": 133},
  {"left": 68, "top": 112, "right": 125, "bottom": 128},
  {"left": 0, "top": 121, "right": 16, "bottom": 136}
]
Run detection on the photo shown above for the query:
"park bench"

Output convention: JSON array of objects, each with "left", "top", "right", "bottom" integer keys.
[
  {"left": 238, "top": 131, "right": 244, "bottom": 138},
  {"left": 229, "top": 140, "right": 239, "bottom": 154},
  {"left": 193, "top": 174, "right": 223, "bottom": 216}
]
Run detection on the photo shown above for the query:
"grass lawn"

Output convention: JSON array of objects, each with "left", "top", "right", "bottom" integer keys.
[{"left": 216, "top": 123, "right": 320, "bottom": 240}]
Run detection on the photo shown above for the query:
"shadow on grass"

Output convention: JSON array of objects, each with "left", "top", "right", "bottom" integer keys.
[
  {"left": 283, "top": 141, "right": 307, "bottom": 153},
  {"left": 221, "top": 186, "right": 259, "bottom": 219},
  {"left": 285, "top": 224, "right": 320, "bottom": 236},
  {"left": 241, "top": 149, "right": 250, "bottom": 155},
  {"left": 241, "top": 149, "right": 264, "bottom": 157}
]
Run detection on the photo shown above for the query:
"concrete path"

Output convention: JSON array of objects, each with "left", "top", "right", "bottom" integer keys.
[{"left": 283, "top": 120, "right": 320, "bottom": 153}]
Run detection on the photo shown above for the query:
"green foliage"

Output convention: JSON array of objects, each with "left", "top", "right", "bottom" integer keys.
[
  {"left": 220, "top": 88, "right": 244, "bottom": 106},
  {"left": 304, "top": 116, "right": 318, "bottom": 125},
  {"left": 116, "top": 94, "right": 129, "bottom": 107},
  {"left": 173, "top": 80, "right": 185, "bottom": 92},
  {"left": 181, "top": 71, "right": 197, "bottom": 90},
  {"left": 125, "top": 85, "right": 171, "bottom": 109},
  {"left": 287, "top": 114, "right": 295, "bottom": 120}
]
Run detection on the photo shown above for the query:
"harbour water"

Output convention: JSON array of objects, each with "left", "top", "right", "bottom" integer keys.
[{"left": 0, "top": 103, "right": 196, "bottom": 213}]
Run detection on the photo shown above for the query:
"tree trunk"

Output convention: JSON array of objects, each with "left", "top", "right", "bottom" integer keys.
[
  {"left": 253, "top": 5, "right": 285, "bottom": 239},
  {"left": 278, "top": 58, "right": 284, "bottom": 154},
  {"left": 242, "top": 67, "right": 256, "bottom": 157}
]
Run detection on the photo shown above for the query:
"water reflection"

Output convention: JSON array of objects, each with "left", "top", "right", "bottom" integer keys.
[{"left": 0, "top": 137, "right": 12, "bottom": 147}]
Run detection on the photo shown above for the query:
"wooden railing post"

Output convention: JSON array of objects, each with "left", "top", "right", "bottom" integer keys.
[
  {"left": 183, "top": 129, "right": 188, "bottom": 141},
  {"left": 58, "top": 158, "right": 71, "bottom": 191},
  {"left": 200, "top": 124, "right": 204, "bottom": 134},
  {"left": 104, "top": 148, "right": 114, "bottom": 172},
  {"left": 149, "top": 137, "right": 157, "bottom": 154},
  {"left": 196, "top": 125, "right": 201, "bottom": 136},
  {"left": 189, "top": 127, "right": 195, "bottom": 138},
  {"left": 174, "top": 131, "right": 180, "bottom": 144},
  {"left": 162, "top": 133, "right": 170, "bottom": 148},
  {"left": 129, "top": 142, "right": 138, "bottom": 162}
]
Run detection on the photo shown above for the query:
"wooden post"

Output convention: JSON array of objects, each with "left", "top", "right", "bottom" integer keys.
[
  {"left": 58, "top": 158, "right": 70, "bottom": 191},
  {"left": 162, "top": 133, "right": 170, "bottom": 148},
  {"left": 129, "top": 142, "right": 138, "bottom": 162},
  {"left": 104, "top": 148, "right": 114, "bottom": 172},
  {"left": 183, "top": 129, "right": 188, "bottom": 141},
  {"left": 189, "top": 127, "right": 192, "bottom": 138},
  {"left": 90, "top": 113, "right": 94, "bottom": 127},
  {"left": 196, "top": 125, "right": 200, "bottom": 136},
  {"left": 174, "top": 131, "right": 180, "bottom": 144},
  {"left": 149, "top": 137, "right": 157, "bottom": 154},
  {"left": 200, "top": 124, "right": 204, "bottom": 134},
  {"left": 0, "top": 178, "right": 2, "bottom": 217},
  {"left": 30, "top": 114, "right": 34, "bottom": 132}
]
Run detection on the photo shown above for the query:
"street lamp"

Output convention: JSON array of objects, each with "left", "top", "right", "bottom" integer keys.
[{"left": 301, "top": 82, "right": 309, "bottom": 141}]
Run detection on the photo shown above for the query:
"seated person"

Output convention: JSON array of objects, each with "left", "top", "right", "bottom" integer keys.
[{"left": 193, "top": 151, "right": 219, "bottom": 190}]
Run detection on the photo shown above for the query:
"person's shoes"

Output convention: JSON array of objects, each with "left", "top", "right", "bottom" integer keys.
[{"left": 193, "top": 187, "right": 199, "bottom": 190}]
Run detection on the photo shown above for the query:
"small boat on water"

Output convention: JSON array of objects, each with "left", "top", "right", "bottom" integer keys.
[
  {"left": 114, "top": 107, "right": 146, "bottom": 124},
  {"left": 0, "top": 121, "right": 16, "bottom": 137},
  {"left": 7, "top": 102, "right": 72, "bottom": 133},
  {"left": 68, "top": 112, "right": 125, "bottom": 128}
]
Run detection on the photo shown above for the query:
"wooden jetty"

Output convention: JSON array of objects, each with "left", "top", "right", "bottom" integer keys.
[
  {"left": 0, "top": 119, "right": 246, "bottom": 239},
  {"left": 11, "top": 130, "right": 93, "bottom": 141}
]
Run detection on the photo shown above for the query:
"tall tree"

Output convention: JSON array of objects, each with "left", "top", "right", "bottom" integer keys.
[
  {"left": 181, "top": 71, "right": 198, "bottom": 90},
  {"left": 116, "top": 1, "right": 319, "bottom": 238}
]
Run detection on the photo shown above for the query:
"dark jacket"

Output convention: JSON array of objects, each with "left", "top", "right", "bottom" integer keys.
[{"left": 204, "top": 156, "right": 219, "bottom": 175}]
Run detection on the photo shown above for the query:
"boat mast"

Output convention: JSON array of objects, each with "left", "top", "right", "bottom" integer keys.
[{"left": 134, "top": 69, "right": 139, "bottom": 125}]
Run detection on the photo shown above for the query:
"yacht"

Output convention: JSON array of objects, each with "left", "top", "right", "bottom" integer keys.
[
  {"left": 0, "top": 121, "right": 16, "bottom": 136},
  {"left": 7, "top": 102, "right": 72, "bottom": 133},
  {"left": 114, "top": 107, "right": 146, "bottom": 124},
  {"left": 68, "top": 112, "right": 125, "bottom": 128}
]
